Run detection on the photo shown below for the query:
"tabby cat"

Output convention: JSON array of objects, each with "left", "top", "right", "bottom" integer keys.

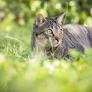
[{"left": 31, "top": 13, "right": 92, "bottom": 58}]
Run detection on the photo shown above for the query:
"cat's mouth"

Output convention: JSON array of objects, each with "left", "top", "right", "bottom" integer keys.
[{"left": 45, "top": 40, "right": 61, "bottom": 52}]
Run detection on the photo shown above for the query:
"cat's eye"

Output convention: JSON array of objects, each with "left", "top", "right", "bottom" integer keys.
[
  {"left": 43, "top": 29, "right": 53, "bottom": 38},
  {"left": 48, "top": 29, "right": 52, "bottom": 34}
]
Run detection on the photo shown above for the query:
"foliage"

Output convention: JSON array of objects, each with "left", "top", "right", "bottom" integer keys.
[
  {"left": 0, "top": 0, "right": 92, "bottom": 92},
  {"left": 0, "top": 25, "right": 92, "bottom": 92},
  {"left": 0, "top": 0, "right": 92, "bottom": 27},
  {"left": 0, "top": 39, "right": 92, "bottom": 92}
]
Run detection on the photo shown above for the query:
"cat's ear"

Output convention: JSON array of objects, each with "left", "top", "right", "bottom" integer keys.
[
  {"left": 56, "top": 13, "right": 65, "bottom": 25},
  {"left": 35, "top": 14, "right": 45, "bottom": 26}
]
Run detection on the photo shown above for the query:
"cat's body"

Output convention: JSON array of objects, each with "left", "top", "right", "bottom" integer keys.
[
  {"left": 56, "top": 24, "right": 92, "bottom": 58},
  {"left": 31, "top": 14, "right": 92, "bottom": 58}
]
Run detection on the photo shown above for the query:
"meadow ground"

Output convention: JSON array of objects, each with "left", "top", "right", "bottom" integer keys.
[{"left": 0, "top": 19, "right": 92, "bottom": 92}]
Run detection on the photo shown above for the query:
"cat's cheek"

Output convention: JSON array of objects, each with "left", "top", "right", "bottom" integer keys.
[{"left": 36, "top": 38, "right": 47, "bottom": 48}]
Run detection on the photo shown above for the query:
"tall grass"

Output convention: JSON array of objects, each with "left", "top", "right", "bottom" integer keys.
[{"left": 0, "top": 21, "right": 92, "bottom": 92}]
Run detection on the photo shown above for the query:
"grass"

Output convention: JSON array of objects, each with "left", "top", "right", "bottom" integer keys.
[{"left": 0, "top": 20, "right": 92, "bottom": 92}]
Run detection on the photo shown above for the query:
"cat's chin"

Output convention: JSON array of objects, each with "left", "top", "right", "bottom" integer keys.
[
  {"left": 45, "top": 41, "right": 60, "bottom": 49},
  {"left": 45, "top": 44, "right": 59, "bottom": 52}
]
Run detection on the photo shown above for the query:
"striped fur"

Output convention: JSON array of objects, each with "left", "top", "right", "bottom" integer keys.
[
  {"left": 56, "top": 24, "right": 92, "bottom": 58},
  {"left": 31, "top": 14, "right": 92, "bottom": 58}
]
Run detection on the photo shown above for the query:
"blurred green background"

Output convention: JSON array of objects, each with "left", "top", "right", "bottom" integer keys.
[
  {"left": 0, "top": 0, "right": 92, "bottom": 92},
  {"left": 0, "top": 0, "right": 92, "bottom": 27}
]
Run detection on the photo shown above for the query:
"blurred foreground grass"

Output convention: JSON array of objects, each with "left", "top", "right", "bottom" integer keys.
[
  {"left": 0, "top": 20, "right": 92, "bottom": 92},
  {"left": 0, "top": 0, "right": 92, "bottom": 92}
]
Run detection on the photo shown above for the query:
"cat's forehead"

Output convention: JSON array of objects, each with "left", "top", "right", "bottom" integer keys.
[
  {"left": 34, "top": 16, "right": 58, "bottom": 35},
  {"left": 45, "top": 17, "right": 56, "bottom": 26},
  {"left": 36, "top": 17, "right": 56, "bottom": 30},
  {"left": 46, "top": 17, "right": 56, "bottom": 22}
]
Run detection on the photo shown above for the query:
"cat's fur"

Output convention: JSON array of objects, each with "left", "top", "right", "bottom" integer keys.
[{"left": 31, "top": 13, "right": 92, "bottom": 58}]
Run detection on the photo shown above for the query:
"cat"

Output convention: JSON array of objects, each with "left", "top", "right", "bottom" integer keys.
[{"left": 31, "top": 13, "right": 92, "bottom": 58}]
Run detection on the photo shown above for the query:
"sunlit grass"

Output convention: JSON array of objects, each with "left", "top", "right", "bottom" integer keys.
[
  {"left": 0, "top": 51, "right": 92, "bottom": 92},
  {"left": 0, "top": 23, "right": 92, "bottom": 92}
]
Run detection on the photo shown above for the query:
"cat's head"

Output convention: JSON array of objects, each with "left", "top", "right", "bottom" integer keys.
[{"left": 32, "top": 13, "right": 65, "bottom": 51}]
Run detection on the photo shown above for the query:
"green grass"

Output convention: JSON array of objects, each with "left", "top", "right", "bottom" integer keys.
[{"left": 0, "top": 21, "right": 92, "bottom": 92}]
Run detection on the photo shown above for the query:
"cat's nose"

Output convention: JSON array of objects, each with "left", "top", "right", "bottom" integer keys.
[{"left": 55, "top": 36, "right": 59, "bottom": 42}]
